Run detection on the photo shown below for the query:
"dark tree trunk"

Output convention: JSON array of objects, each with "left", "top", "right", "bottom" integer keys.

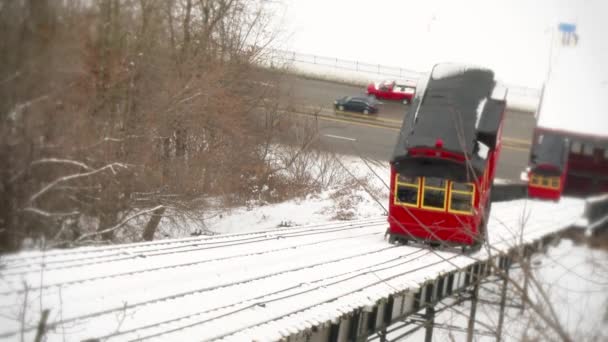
[
  {"left": 175, "top": 128, "right": 186, "bottom": 158},
  {"left": 0, "top": 179, "right": 16, "bottom": 252},
  {"left": 142, "top": 206, "right": 165, "bottom": 241},
  {"left": 162, "top": 136, "right": 171, "bottom": 181},
  {"left": 0, "top": 145, "right": 19, "bottom": 252},
  {"left": 181, "top": 0, "right": 192, "bottom": 61},
  {"left": 97, "top": 209, "right": 118, "bottom": 241}
]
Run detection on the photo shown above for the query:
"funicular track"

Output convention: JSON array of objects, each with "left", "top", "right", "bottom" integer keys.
[
  {"left": 0, "top": 197, "right": 599, "bottom": 342},
  {"left": 2, "top": 218, "right": 388, "bottom": 272}
]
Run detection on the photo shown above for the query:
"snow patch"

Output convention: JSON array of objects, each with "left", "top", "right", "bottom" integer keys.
[
  {"left": 431, "top": 63, "right": 469, "bottom": 80},
  {"left": 476, "top": 97, "right": 487, "bottom": 128},
  {"left": 476, "top": 141, "right": 490, "bottom": 159}
]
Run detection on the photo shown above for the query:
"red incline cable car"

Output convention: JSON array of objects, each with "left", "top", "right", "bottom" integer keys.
[
  {"left": 387, "top": 64, "right": 506, "bottom": 249},
  {"left": 526, "top": 25, "right": 608, "bottom": 200},
  {"left": 528, "top": 131, "right": 608, "bottom": 199}
]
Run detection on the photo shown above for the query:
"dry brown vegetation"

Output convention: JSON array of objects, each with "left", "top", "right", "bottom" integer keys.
[{"left": 0, "top": 0, "right": 332, "bottom": 251}]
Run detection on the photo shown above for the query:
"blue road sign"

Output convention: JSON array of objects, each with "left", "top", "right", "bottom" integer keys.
[{"left": 558, "top": 23, "right": 577, "bottom": 33}]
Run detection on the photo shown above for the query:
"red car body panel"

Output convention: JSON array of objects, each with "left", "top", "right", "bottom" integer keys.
[
  {"left": 387, "top": 66, "right": 505, "bottom": 247},
  {"left": 527, "top": 128, "right": 608, "bottom": 200},
  {"left": 388, "top": 137, "right": 502, "bottom": 246},
  {"left": 565, "top": 147, "right": 608, "bottom": 195},
  {"left": 388, "top": 166, "right": 481, "bottom": 245},
  {"left": 527, "top": 163, "right": 567, "bottom": 201}
]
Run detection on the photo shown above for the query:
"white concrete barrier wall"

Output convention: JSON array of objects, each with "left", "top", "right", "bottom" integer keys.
[{"left": 264, "top": 50, "right": 540, "bottom": 113}]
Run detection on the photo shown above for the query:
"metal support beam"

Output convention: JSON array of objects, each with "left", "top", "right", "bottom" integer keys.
[
  {"left": 466, "top": 283, "right": 480, "bottom": 342},
  {"left": 424, "top": 306, "right": 435, "bottom": 342},
  {"left": 476, "top": 298, "right": 522, "bottom": 310},
  {"left": 329, "top": 321, "right": 340, "bottom": 342},
  {"left": 349, "top": 311, "right": 361, "bottom": 342},
  {"left": 521, "top": 256, "right": 529, "bottom": 313},
  {"left": 378, "top": 328, "right": 387, "bottom": 342},
  {"left": 496, "top": 266, "right": 510, "bottom": 342},
  {"left": 426, "top": 322, "right": 497, "bottom": 337}
]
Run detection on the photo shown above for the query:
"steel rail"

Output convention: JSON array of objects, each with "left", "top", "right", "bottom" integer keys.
[
  {"left": 2, "top": 219, "right": 386, "bottom": 276},
  {"left": 0, "top": 228, "right": 385, "bottom": 296}
]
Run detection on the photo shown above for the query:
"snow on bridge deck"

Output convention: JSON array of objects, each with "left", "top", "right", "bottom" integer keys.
[{"left": 0, "top": 197, "right": 585, "bottom": 341}]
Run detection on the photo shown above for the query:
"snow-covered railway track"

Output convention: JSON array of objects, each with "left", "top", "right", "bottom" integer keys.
[
  {"left": 2, "top": 217, "right": 386, "bottom": 264},
  {"left": 2, "top": 218, "right": 387, "bottom": 275},
  {"left": 76, "top": 248, "right": 434, "bottom": 341},
  {"left": 0, "top": 226, "right": 386, "bottom": 295},
  {"left": 1, "top": 227, "right": 395, "bottom": 338},
  {"left": 0, "top": 198, "right": 587, "bottom": 341}
]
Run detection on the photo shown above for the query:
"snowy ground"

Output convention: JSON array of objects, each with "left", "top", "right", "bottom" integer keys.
[
  {"left": 2, "top": 153, "right": 605, "bottom": 341},
  {"left": 0, "top": 195, "right": 593, "bottom": 341},
  {"left": 157, "top": 155, "right": 607, "bottom": 341},
  {"left": 202, "top": 156, "right": 390, "bottom": 235}
]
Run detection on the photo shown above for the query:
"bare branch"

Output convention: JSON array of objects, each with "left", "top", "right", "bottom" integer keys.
[
  {"left": 76, "top": 205, "right": 165, "bottom": 242},
  {"left": 22, "top": 207, "right": 80, "bottom": 218},
  {"left": 10, "top": 159, "right": 93, "bottom": 183},
  {"left": 30, "top": 158, "right": 92, "bottom": 170},
  {"left": 28, "top": 163, "right": 128, "bottom": 204}
]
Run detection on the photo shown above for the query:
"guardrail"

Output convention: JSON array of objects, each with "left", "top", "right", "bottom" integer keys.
[
  {"left": 268, "top": 49, "right": 425, "bottom": 81},
  {"left": 264, "top": 49, "right": 541, "bottom": 112}
]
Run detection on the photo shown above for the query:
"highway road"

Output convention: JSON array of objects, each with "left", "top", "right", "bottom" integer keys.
[{"left": 255, "top": 71, "right": 537, "bottom": 181}]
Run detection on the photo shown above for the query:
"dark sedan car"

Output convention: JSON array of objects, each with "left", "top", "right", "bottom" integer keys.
[{"left": 334, "top": 96, "right": 379, "bottom": 114}]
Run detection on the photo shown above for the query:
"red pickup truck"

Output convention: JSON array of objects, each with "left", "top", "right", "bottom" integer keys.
[{"left": 366, "top": 80, "right": 416, "bottom": 104}]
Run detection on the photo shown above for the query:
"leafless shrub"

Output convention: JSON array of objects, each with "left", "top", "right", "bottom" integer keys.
[
  {"left": 328, "top": 178, "right": 366, "bottom": 221},
  {"left": 0, "top": 0, "right": 320, "bottom": 250}
]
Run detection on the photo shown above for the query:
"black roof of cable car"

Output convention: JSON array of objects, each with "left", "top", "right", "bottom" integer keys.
[
  {"left": 390, "top": 65, "right": 503, "bottom": 182},
  {"left": 392, "top": 67, "right": 495, "bottom": 158},
  {"left": 530, "top": 132, "right": 568, "bottom": 175}
]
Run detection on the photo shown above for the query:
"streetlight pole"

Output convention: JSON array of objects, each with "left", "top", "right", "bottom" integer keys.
[{"left": 545, "top": 26, "right": 556, "bottom": 83}]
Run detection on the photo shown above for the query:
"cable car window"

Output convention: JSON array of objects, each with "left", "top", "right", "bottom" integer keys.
[
  {"left": 449, "top": 182, "right": 475, "bottom": 214},
  {"left": 542, "top": 178, "right": 551, "bottom": 187},
  {"left": 452, "top": 182, "right": 473, "bottom": 192},
  {"left": 424, "top": 177, "right": 447, "bottom": 188},
  {"left": 422, "top": 177, "right": 447, "bottom": 210},
  {"left": 583, "top": 144, "right": 593, "bottom": 156},
  {"left": 395, "top": 175, "right": 419, "bottom": 207},
  {"left": 570, "top": 141, "right": 582, "bottom": 154},
  {"left": 398, "top": 175, "right": 417, "bottom": 184},
  {"left": 397, "top": 188, "right": 418, "bottom": 206},
  {"left": 537, "top": 176, "right": 544, "bottom": 186},
  {"left": 530, "top": 174, "right": 560, "bottom": 189},
  {"left": 530, "top": 174, "right": 540, "bottom": 186}
]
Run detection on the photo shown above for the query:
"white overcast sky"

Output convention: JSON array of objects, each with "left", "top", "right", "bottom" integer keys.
[{"left": 272, "top": 0, "right": 605, "bottom": 89}]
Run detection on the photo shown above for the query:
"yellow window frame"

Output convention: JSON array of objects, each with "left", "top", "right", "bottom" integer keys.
[
  {"left": 551, "top": 177, "right": 560, "bottom": 188},
  {"left": 394, "top": 174, "right": 420, "bottom": 207},
  {"left": 530, "top": 174, "right": 541, "bottom": 186},
  {"left": 448, "top": 182, "right": 475, "bottom": 215},
  {"left": 530, "top": 174, "right": 560, "bottom": 190},
  {"left": 421, "top": 177, "right": 448, "bottom": 211}
]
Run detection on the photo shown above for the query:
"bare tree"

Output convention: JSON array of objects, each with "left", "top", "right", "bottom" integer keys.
[{"left": 1, "top": 0, "right": 325, "bottom": 250}]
